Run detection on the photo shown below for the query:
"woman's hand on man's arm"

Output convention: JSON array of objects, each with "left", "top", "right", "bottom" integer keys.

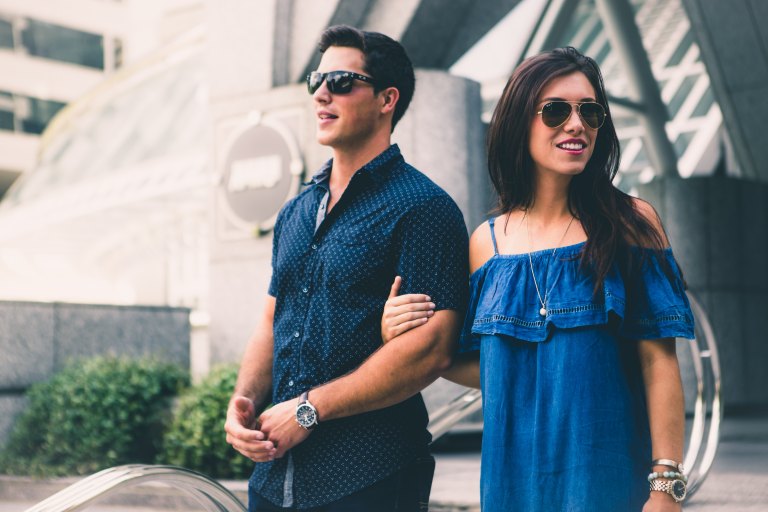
[{"left": 381, "top": 276, "right": 435, "bottom": 343}]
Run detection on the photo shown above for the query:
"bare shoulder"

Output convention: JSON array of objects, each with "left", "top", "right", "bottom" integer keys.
[
  {"left": 631, "top": 197, "right": 669, "bottom": 247},
  {"left": 469, "top": 221, "right": 496, "bottom": 273}
]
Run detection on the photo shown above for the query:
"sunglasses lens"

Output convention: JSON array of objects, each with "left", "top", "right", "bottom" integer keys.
[
  {"left": 541, "top": 102, "right": 572, "bottom": 128},
  {"left": 307, "top": 72, "right": 323, "bottom": 94},
  {"left": 580, "top": 103, "right": 605, "bottom": 129},
  {"left": 326, "top": 72, "right": 354, "bottom": 94}
]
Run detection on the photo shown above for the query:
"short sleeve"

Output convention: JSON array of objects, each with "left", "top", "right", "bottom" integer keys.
[
  {"left": 267, "top": 206, "right": 287, "bottom": 297},
  {"left": 396, "top": 195, "right": 469, "bottom": 312},
  {"left": 620, "top": 248, "right": 695, "bottom": 340}
]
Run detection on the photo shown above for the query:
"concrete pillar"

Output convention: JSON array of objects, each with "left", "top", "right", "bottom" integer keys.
[{"left": 638, "top": 176, "right": 768, "bottom": 411}]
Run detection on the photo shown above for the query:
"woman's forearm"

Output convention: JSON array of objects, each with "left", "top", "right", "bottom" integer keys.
[
  {"left": 442, "top": 355, "right": 481, "bottom": 389},
  {"left": 639, "top": 339, "right": 685, "bottom": 467}
]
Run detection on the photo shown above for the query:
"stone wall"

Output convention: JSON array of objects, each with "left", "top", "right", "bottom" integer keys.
[{"left": 0, "top": 301, "right": 191, "bottom": 445}]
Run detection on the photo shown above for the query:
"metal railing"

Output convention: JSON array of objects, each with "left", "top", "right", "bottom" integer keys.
[
  {"left": 682, "top": 292, "right": 722, "bottom": 498},
  {"left": 25, "top": 464, "right": 246, "bottom": 512}
]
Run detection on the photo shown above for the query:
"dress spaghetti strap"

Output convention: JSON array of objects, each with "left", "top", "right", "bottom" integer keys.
[{"left": 488, "top": 217, "right": 499, "bottom": 255}]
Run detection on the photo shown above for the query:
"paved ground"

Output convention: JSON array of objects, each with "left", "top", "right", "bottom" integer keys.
[
  {"left": 428, "top": 413, "right": 768, "bottom": 511},
  {"left": 2, "top": 414, "right": 766, "bottom": 511}
]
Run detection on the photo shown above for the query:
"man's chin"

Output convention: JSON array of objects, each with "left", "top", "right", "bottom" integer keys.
[{"left": 315, "top": 133, "right": 336, "bottom": 147}]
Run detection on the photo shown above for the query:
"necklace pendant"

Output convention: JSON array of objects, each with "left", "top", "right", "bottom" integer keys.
[{"left": 539, "top": 307, "right": 547, "bottom": 316}]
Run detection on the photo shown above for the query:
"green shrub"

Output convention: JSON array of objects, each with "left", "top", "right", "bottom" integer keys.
[
  {"left": 0, "top": 356, "right": 188, "bottom": 476},
  {"left": 158, "top": 364, "right": 253, "bottom": 479}
]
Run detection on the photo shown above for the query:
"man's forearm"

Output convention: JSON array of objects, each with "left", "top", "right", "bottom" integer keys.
[{"left": 309, "top": 310, "right": 460, "bottom": 422}]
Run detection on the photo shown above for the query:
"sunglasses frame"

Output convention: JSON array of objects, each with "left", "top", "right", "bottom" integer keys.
[
  {"left": 307, "top": 70, "right": 376, "bottom": 95},
  {"left": 536, "top": 101, "right": 607, "bottom": 130}
]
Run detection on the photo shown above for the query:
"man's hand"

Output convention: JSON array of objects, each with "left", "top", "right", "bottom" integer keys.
[
  {"left": 224, "top": 396, "right": 277, "bottom": 462},
  {"left": 258, "top": 398, "right": 312, "bottom": 458}
]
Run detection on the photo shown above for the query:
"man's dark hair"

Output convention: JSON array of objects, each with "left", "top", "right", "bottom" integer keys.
[{"left": 318, "top": 25, "right": 415, "bottom": 131}]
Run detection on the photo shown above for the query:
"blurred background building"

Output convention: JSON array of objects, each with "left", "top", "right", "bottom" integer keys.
[{"left": 1, "top": 0, "right": 766, "bottom": 445}]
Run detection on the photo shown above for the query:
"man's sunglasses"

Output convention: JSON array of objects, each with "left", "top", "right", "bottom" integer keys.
[
  {"left": 307, "top": 70, "right": 376, "bottom": 95},
  {"left": 536, "top": 101, "right": 606, "bottom": 130}
]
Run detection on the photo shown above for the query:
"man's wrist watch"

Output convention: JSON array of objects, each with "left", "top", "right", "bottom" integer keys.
[
  {"left": 650, "top": 478, "right": 687, "bottom": 503},
  {"left": 295, "top": 391, "right": 319, "bottom": 430}
]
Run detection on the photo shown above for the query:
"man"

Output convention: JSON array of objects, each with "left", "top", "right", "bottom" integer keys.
[{"left": 225, "top": 25, "right": 469, "bottom": 511}]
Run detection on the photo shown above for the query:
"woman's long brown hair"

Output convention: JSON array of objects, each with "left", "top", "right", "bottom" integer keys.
[{"left": 486, "top": 47, "right": 669, "bottom": 292}]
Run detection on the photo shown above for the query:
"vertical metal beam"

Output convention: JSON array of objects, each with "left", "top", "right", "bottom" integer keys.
[
  {"left": 518, "top": 0, "right": 582, "bottom": 65},
  {"left": 595, "top": 0, "right": 679, "bottom": 177},
  {"left": 272, "top": 0, "right": 294, "bottom": 87}
]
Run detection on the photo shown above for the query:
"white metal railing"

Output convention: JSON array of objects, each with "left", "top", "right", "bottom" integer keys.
[{"left": 24, "top": 464, "right": 246, "bottom": 512}]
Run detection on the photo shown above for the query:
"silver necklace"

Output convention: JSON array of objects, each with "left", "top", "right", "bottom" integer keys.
[{"left": 524, "top": 212, "right": 576, "bottom": 316}]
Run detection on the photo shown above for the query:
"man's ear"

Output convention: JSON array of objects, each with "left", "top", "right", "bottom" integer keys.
[{"left": 380, "top": 87, "right": 400, "bottom": 115}]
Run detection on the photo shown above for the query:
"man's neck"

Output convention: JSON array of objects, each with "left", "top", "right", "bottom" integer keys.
[{"left": 329, "top": 136, "right": 391, "bottom": 190}]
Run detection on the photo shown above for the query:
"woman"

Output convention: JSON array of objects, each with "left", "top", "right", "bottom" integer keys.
[{"left": 381, "top": 47, "right": 694, "bottom": 511}]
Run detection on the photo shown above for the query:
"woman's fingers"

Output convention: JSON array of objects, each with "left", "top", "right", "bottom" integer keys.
[
  {"left": 385, "top": 309, "right": 434, "bottom": 326},
  {"left": 393, "top": 318, "right": 431, "bottom": 337},
  {"left": 388, "top": 276, "right": 402, "bottom": 299},
  {"left": 385, "top": 294, "right": 433, "bottom": 308}
]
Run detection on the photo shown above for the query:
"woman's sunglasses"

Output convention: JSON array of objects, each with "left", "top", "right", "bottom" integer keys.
[
  {"left": 307, "top": 70, "right": 376, "bottom": 95},
  {"left": 537, "top": 101, "right": 606, "bottom": 130}
]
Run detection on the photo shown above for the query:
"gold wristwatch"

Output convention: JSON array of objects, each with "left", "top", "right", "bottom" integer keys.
[{"left": 650, "top": 478, "right": 687, "bottom": 503}]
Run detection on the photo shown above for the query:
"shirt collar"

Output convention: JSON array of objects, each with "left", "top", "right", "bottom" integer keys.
[{"left": 305, "top": 144, "right": 402, "bottom": 187}]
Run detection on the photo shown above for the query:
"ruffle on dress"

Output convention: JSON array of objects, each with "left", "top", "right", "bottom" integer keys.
[{"left": 459, "top": 242, "right": 695, "bottom": 352}]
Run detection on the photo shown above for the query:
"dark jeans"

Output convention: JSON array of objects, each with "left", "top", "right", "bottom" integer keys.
[{"left": 249, "top": 455, "right": 435, "bottom": 512}]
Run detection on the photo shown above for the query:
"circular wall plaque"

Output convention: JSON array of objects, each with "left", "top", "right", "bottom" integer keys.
[{"left": 219, "top": 116, "right": 303, "bottom": 235}]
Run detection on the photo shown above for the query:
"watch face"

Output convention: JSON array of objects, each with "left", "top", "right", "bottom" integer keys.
[
  {"left": 672, "top": 479, "right": 686, "bottom": 500},
  {"left": 297, "top": 404, "right": 317, "bottom": 427}
]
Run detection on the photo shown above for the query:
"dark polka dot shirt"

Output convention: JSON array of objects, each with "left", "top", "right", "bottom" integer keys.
[{"left": 249, "top": 144, "right": 469, "bottom": 508}]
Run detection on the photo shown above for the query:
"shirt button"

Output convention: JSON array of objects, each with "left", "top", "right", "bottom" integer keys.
[
  {"left": 302, "top": 287, "right": 309, "bottom": 293},
  {"left": 288, "top": 380, "right": 294, "bottom": 387},
  {"left": 311, "top": 244, "right": 318, "bottom": 250},
  {"left": 293, "top": 331, "right": 300, "bottom": 338}
]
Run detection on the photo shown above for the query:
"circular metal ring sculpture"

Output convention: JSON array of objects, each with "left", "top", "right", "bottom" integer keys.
[
  {"left": 682, "top": 291, "right": 723, "bottom": 498},
  {"left": 25, "top": 464, "right": 246, "bottom": 512}
]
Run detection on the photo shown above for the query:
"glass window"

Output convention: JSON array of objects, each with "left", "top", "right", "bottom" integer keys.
[
  {"left": 691, "top": 87, "right": 714, "bottom": 118},
  {"left": 0, "top": 91, "right": 14, "bottom": 131},
  {"left": 674, "top": 131, "right": 695, "bottom": 158},
  {"left": 17, "top": 96, "right": 66, "bottom": 135},
  {"left": 0, "top": 17, "right": 13, "bottom": 49},
  {"left": 20, "top": 19, "right": 104, "bottom": 69},
  {"left": 0, "top": 110, "right": 12, "bottom": 131},
  {"left": 579, "top": 19, "right": 604, "bottom": 53},
  {"left": 667, "top": 74, "right": 697, "bottom": 118},
  {"left": 666, "top": 31, "right": 693, "bottom": 68}
]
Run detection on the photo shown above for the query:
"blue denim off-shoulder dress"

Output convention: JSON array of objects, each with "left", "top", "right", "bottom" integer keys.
[{"left": 459, "top": 218, "right": 695, "bottom": 512}]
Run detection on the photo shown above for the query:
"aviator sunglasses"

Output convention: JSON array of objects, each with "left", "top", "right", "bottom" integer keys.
[
  {"left": 537, "top": 101, "right": 606, "bottom": 130},
  {"left": 307, "top": 70, "right": 376, "bottom": 95}
]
